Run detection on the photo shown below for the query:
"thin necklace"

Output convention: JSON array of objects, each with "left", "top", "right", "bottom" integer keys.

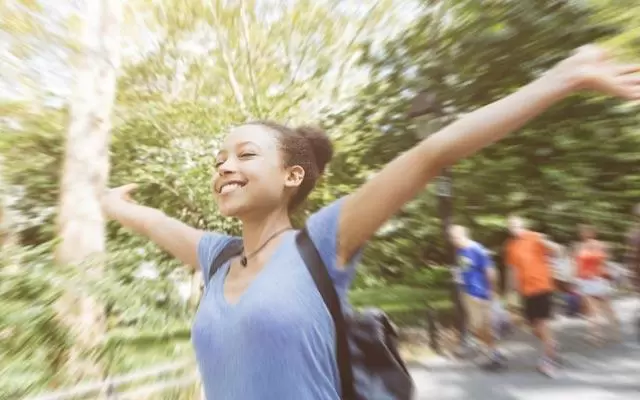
[{"left": 240, "top": 227, "right": 292, "bottom": 267}]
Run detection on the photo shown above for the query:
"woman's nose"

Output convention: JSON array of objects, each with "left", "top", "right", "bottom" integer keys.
[{"left": 217, "top": 157, "right": 238, "bottom": 175}]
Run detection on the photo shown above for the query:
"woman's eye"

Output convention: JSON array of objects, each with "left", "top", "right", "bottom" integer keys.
[
  {"left": 214, "top": 160, "right": 224, "bottom": 168},
  {"left": 240, "top": 153, "right": 256, "bottom": 159}
]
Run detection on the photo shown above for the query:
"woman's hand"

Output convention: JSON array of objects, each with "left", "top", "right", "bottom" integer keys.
[
  {"left": 552, "top": 45, "right": 640, "bottom": 99},
  {"left": 101, "top": 183, "right": 139, "bottom": 219}
]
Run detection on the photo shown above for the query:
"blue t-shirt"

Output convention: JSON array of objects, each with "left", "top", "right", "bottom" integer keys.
[
  {"left": 455, "top": 241, "right": 492, "bottom": 299},
  {"left": 192, "top": 199, "right": 359, "bottom": 400}
]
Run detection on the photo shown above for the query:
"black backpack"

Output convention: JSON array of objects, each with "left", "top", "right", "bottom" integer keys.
[{"left": 206, "top": 228, "right": 415, "bottom": 400}]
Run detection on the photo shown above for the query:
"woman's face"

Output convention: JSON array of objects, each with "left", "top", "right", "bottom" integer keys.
[{"left": 212, "top": 124, "right": 303, "bottom": 218}]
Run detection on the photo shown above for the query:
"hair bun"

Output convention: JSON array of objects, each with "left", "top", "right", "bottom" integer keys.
[{"left": 295, "top": 125, "right": 333, "bottom": 175}]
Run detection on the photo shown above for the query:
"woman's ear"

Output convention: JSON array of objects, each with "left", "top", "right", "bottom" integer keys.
[{"left": 284, "top": 165, "right": 305, "bottom": 188}]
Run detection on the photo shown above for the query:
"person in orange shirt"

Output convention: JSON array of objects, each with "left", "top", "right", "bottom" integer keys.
[
  {"left": 574, "top": 224, "right": 620, "bottom": 345},
  {"left": 505, "top": 214, "right": 561, "bottom": 378}
]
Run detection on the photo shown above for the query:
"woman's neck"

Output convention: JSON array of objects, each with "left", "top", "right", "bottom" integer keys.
[{"left": 240, "top": 207, "right": 292, "bottom": 253}]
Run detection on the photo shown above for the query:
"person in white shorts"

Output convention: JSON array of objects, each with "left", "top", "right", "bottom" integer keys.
[{"left": 574, "top": 225, "right": 620, "bottom": 344}]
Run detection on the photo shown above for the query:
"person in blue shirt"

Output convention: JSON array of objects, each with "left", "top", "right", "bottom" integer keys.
[
  {"left": 99, "top": 46, "right": 638, "bottom": 398},
  {"left": 450, "top": 225, "right": 505, "bottom": 370}
]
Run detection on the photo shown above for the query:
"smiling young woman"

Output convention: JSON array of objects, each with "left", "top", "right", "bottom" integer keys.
[{"left": 101, "top": 45, "right": 640, "bottom": 398}]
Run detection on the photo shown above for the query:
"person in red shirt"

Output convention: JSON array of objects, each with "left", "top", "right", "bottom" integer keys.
[
  {"left": 574, "top": 224, "right": 620, "bottom": 345},
  {"left": 505, "top": 214, "right": 561, "bottom": 378}
]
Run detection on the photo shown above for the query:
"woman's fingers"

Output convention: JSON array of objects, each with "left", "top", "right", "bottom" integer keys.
[
  {"left": 615, "top": 64, "right": 640, "bottom": 76},
  {"left": 120, "top": 183, "right": 139, "bottom": 194}
]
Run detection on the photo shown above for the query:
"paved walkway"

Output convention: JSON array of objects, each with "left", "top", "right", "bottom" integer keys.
[{"left": 410, "top": 297, "right": 640, "bottom": 399}]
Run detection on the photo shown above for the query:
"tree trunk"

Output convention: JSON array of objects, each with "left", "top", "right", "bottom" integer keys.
[
  {"left": 54, "top": 0, "right": 122, "bottom": 383},
  {"left": 56, "top": 0, "right": 122, "bottom": 265}
]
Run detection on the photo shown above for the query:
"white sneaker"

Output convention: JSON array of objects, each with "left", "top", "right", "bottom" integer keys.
[{"left": 537, "top": 358, "right": 558, "bottom": 379}]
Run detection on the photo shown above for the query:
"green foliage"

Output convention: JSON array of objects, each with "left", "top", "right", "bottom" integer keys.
[
  {"left": 0, "top": 242, "right": 70, "bottom": 398},
  {"left": 331, "top": 0, "right": 640, "bottom": 276},
  {"left": 0, "top": 246, "right": 198, "bottom": 397},
  {"left": 0, "top": 105, "right": 66, "bottom": 245}
]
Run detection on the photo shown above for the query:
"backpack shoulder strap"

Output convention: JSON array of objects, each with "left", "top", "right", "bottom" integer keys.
[
  {"left": 207, "top": 238, "right": 243, "bottom": 284},
  {"left": 296, "top": 228, "right": 355, "bottom": 400}
]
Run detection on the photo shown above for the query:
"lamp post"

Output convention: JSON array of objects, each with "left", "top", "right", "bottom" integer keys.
[{"left": 409, "top": 91, "right": 466, "bottom": 346}]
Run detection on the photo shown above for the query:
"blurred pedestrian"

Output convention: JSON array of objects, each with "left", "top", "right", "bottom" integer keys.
[
  {"left": 449, "top": 225, "right": 506, "bottom": 371},
  {"left": 574, "top": 225, "right": 620, "bottom": 345},
  {"left": 505, "top": 215, "right": 562, "bottom": 378}
]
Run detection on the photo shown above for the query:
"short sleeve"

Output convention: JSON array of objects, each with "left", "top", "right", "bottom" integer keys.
[
  {"left": 479, "top": 246, "right": 492, "bottom": 270},
  {"left": 197, "top": 232, "right": 235, "bottom": 287},
  {"left": 535, "top": 232, "right": 548, "bottom": 254},
  {"left": 305, "top": 198, "right": 362, "bottom": 297}
]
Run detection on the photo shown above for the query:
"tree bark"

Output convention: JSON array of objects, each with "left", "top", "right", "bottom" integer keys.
[
  {"left": 56, "top": 0, "right": 122, "bottom": 265},
  {"left": 54, "top": 0, "right": 122, "bottom": 383}
]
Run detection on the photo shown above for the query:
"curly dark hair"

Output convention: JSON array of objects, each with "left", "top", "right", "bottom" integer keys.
[{"left": 248, "top": 120, "right": 333, "bottom": 211}]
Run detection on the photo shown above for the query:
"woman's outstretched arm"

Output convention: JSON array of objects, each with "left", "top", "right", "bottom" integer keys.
[
  {"left": 102, "top": 184, "right": 204, "bottom": 270},
  {"left": 338, "top": 46, "right": 640, "bottom": 265}
]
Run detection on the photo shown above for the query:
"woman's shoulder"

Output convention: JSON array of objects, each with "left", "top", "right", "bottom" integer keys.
[
  {"left": 199, "top": 231, "right": 238, "bottom": 249},
  {"left": 304, "top": 198, "right": 359, "bottom": 287},
  {"left": 197, "top": 232, "right": 239, "bottom": 278}
]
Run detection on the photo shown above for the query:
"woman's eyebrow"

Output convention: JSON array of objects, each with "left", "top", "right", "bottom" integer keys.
[{"left": 236, "top": 140, "right": 258, "bottom": 149}]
